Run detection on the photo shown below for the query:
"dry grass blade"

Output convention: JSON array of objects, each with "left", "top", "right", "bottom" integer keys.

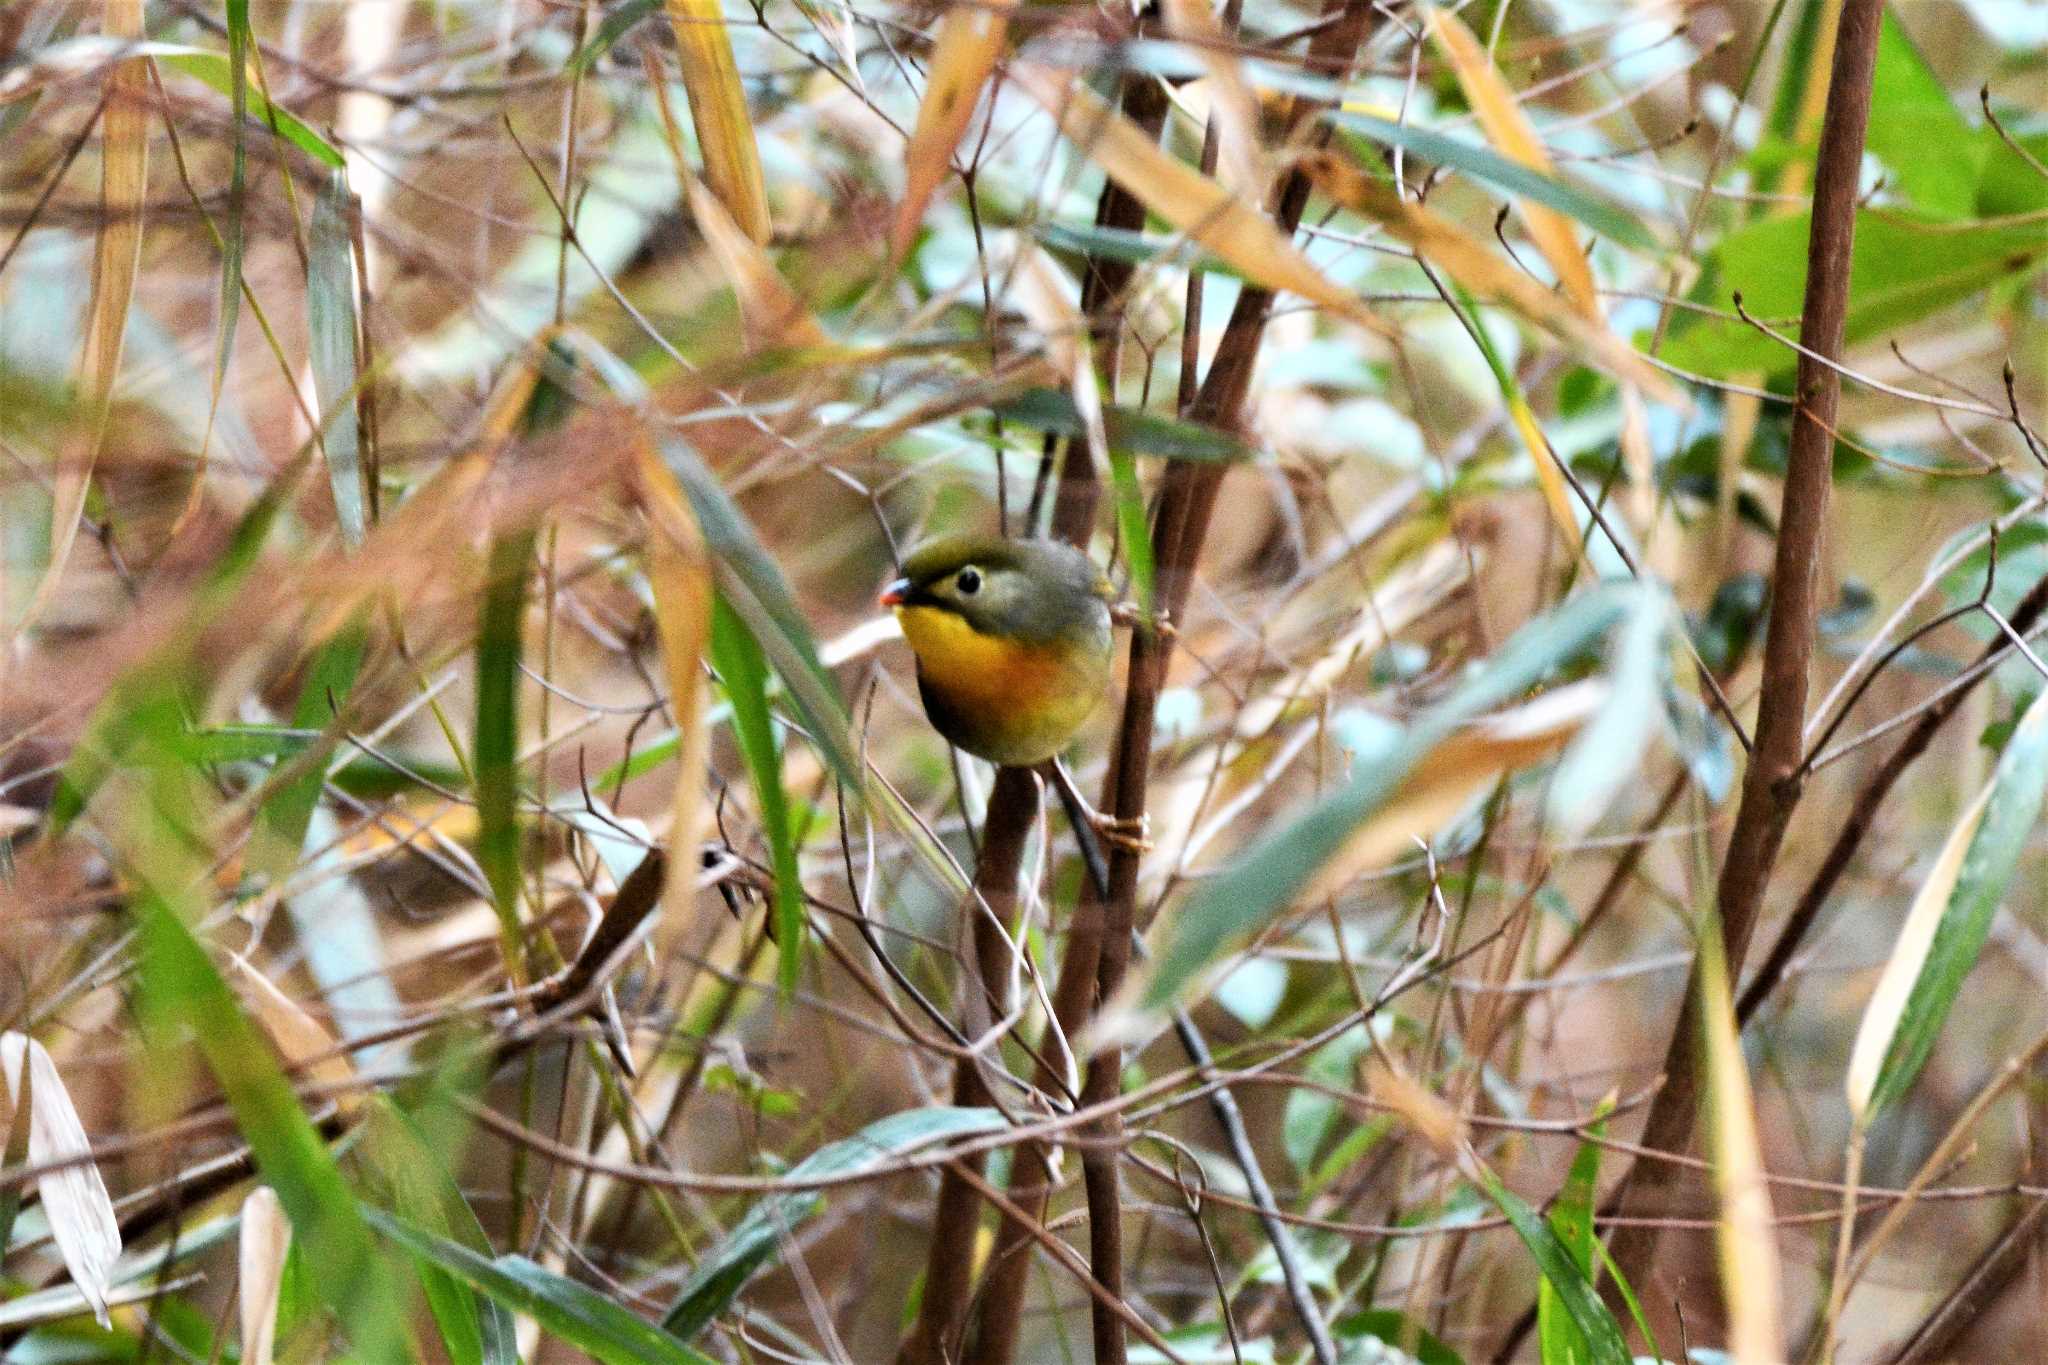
[
  {"left": 231, "top": 956, "right": 361, "bottom": 1114},
  {"left": 1309, "top": 679, "right": 1606, "bottom": 897},
  {"left": 1161, "top": 0, "right": 1265, "bottom": 197},
  {"left": 891, "top": 0, "right": 1016, "bottom": 257},
  {"left": 689, "top": 177, "right": 827, "bottom": 351},
  {"left": 665, "top": 0, "right": 771, "bottom": 245},
  {"left": 239, "top": 1186, "right": 292, "bottom": 1365},
  {"left": 15, "top": 0, "right": 147, "bottom": 639},
  {"left": 1, "top": 1033, "right": 122, "bottom": 1328},
  {"left": 645, "top": 44, "right": 824, "bottom": 351},
  {"left": 634, "top": 436, "right": 714, "bottom": 967},
  {"left": 1299, "top": 150, "right": 1682, "bottom": 406},
  {"left": 1426, "top": 7, "right": 1596, "bottom": 315},
  {"left": 1696, "top": 925, "right": 1784, "bottom": 1364},
  {"left": 1013, "top": 65, "right": 1391, "bottom": 339}
]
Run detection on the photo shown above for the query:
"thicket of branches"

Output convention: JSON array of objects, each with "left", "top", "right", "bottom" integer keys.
[{"left": 1, "top": 0, "right": 2046, "bottom": 1362}]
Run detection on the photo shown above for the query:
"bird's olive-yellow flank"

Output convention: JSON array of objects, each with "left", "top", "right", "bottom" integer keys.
[{"left": 880, "top": 535, "right": 1114, "bottom": 767}]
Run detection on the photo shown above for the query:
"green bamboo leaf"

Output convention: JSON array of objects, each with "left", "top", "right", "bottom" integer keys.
[
  {"left": 307, "top": 170, "right": 366, "bottom": 547},
  {"left": 991, "top": 387, "right": 1253, "bottom": 463},
  {"left": 129, "top": 834, "right": 410, "bottom": 1359},
  {"left": 654, "top": 435, "right": 860, "bottom": 789},
  {"left": 1662, "top": 210, "right": 2048, "bottom": 378},
  {"left": 709, "top": 595, "right": 805, "bottom": 996},
  {"left": 569, "top": 0, "right": 663, "bottom": 75},
  {"left": 365, "top": 1210, "right": 713, "bottom": 1365},
  {"left": 1538, "top": 1099, "right": 1610, "bottom": 1365},
  {"left": 1328, "top": 113, "right": 1659, "bottom": 251},
  {"left": 659, "top": 1107, "right": 1006, "bottom": 1338},
  {"left": 475, "top": 531, "right": 534, "bottom": 953},
  {"left": 1474, "top": 1168, "right": 1631, "bottom": 1365},
  {"left": 1135, "top": 584, "right": 1641, "bottom": 1013},
  {"left": 1847, "top": 686, "right": 2048, "bottom": 1121},
  {"left": 157, "top": 49, "right": 345, "bottom": 169},
  {"left": 1867, "top": 13, "right": 1984, "bottom": 219},
  {"left": 360, "top": 1101, "right": 517, "bottom": 1365}
]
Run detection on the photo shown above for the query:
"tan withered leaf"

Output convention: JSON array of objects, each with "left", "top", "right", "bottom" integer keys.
[
  {"left": 633, "top": 437, "right": 714, "bottom": 966},
  {"left": 1013, "top": 65, "right": 1390, "bottom": 337},
  {"left": 1426, "top": 8, "right": 1596, "bottom": 315},
  {"left": 231, "top": 957, "right": 361, "bottom": 1114},
  {"left": 238, "top": 1187, "right": 291, "bottom": 1365},
  {"left": 1307, "top": 680, "right": 1606, "bottom": 896},
  {"left": 1160, "top": 0, "right": 1265, "bottom": 198},
  {"left": 16, "top": 0, "right": 148, "bottom": 639},
  {"left": 1427, "top": 8, "right": 1663, "bottom": 538},
  {"left": 643, "top": 45, "right": 827, "bottom": 352},
  {"left": 1, "top": 1033, "right": 121, "bottom": 1328},
  {"left": 1697, "top": 932, "right": 1784, "bottom": 1363},
  {"left": 1299, "top": 150, "right": 1682, "bottom": 405},
  {"left": 665, "top": 0, "right": 771, "bottom": 245},
  {"left": 892, "top": 1, "right": 1016, "bottom": 257}
]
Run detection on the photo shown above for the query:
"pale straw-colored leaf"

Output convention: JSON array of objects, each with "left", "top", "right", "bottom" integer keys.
[
  {"left": 1845, "top": 685, "right": 2048, "bottom": 1121},
  {"left": 1426, "top": 7, "right": 1596, "bottom": 314},
  {"left": 1012, "top": 65, "right": 1391, "bottom": 338},
  {"left": 15, "top": 0, "right": 148, "bottom": 639},
  {"left": 238, "top": 1187, "right": 291, "bottom": 1365},
  {"left": 665, "top": 0, "right": 771, "bottom": 244},
  {"left": 1, "top": 1034, "right": 121, "bottom": 1328},
  {"left": 1298, "top": 149, "right": 1683, "bottom": 405},
  {"left": 892, "top": 0, "right": 1016, "bottom": 256},
  {"left": 644, "top": 45, "right": 826, "bottom": 352},
  {"left": 1309, "top": 679, "right": 1607, "bottom": 896},
  {"left": 633, "top": 438, "right": 714, "bottom": 968},
  {"left": 1160, "top": 0, "right": 1265, "bottom": 198},
  {"left": 1696, "top": 922, "right": 1784, "bottom": 1364},
  {"left": 231, "top": 956, "right": 361, "bottom": 1115}
]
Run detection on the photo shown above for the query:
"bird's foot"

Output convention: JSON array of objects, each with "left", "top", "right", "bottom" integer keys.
[
  {"left": 1111, "top": 603, "right": 1176, "bottom": 639},
  {"left": 1091, "top": 811, "right": 1153, "bottom": 856}
]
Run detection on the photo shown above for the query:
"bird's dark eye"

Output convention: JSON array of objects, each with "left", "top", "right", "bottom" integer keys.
[{"left": 955, "top": 567, "right": 982, "bottom": 595}]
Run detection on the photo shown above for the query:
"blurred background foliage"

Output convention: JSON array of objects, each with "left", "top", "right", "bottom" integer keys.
[{"left": 0, "top": 0, "right": 2045, "bottom": 1361}]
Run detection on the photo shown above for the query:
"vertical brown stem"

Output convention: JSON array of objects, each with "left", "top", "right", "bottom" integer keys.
[
  {"left": 1601, "top": 0, "right": 1885, "bottom": 1308},
  {"left": 896, "top": 764, "right": 1041, "bottom": 1365},
  {"left": 1067, "top": 6, "right": 1378, "bottom": 1361},
  {"left": 964, "top": 61, "right": 1170, "bottom": 1365}
]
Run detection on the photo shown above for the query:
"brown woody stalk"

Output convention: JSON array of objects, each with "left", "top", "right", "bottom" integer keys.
[
  {"left": 1600, "top": 0, "right": 1886, "bottom": 1306},
  {"left": 1735, "top": 570, "right": 2048, "bottom": 1024},
  {"left": 897, "top": 54, "right": 1172, "bottom": 1365},
  {"left": 954, "top": 63, "right": 1171, "bottom": 1365},
  {"left": 1067, "top": 5, "right": 1378, "bottom": 1361}
]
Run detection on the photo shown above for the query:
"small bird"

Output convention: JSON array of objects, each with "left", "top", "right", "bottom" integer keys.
[{"left": 880, "top": 534, "right": 1115, "bottom": 767}]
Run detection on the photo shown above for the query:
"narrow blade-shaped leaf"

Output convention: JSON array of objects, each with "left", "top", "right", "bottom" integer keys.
[
  {"left": 1012, "top": 64, "right": 1389, "bottom": 337},
  {"left": 660, "top": 1107, "right": 1006, "bottom": 1337},
  {"left": 366, "top": 1209, "right": 714, "bottom": 1365},
  {"left": 893, "top": 1, "right": 1014, "bottom": 255},
  {"left": 307, "top": 170, "right": 367, "bottom": 547},
  {"left": 1130, "top": 585, "right": 1640, "bottom": 1015},
  {"left": 17, "top": 0, "right": 147, "bottom": 637},
  {"left": 1425, "top": 8, "right": 1598, "bottom": 311},
  {"left": 1472, "top": 1167, "right": 1631, "bottom": 1365},
  {"left": 1299, "top": 150, "right": 1683, "bottom": 406},
  {"left": 1328, "top": 113, "right": 1656, "bottom": 251},
  {"left": 664, "top": 0, "right": 770, "bottom": 244},
  {"left": 1847, "top": 687, "right": 2048, "bottom": 1120},
  {"left": 634, "top": 439, "right": 715, "bottom": 968},
  {"left": 710, "top": 596, "right": 804, "bottom": 995}
]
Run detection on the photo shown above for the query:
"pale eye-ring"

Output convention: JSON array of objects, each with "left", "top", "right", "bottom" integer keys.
[{"left": 955, "top": 567, "right": 982, "bottom": 595}]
